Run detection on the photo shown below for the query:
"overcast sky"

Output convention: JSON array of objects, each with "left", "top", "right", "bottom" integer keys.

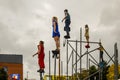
[{"left": 0, "top": 0, "right": 120, "bottom": 79}]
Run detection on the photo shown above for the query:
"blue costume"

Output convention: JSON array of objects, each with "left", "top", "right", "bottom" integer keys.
[
  {"left": 64, "top": 13, "right": 71, "bottom": 32},
  {"left": 52, "top": 21, "right": 60, "bottom": 37}
]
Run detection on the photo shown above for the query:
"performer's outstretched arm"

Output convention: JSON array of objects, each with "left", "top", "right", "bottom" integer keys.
[
  {"left": 33, "top": 45, "right": 41, "bottom": 57},
  {"left": 33, "top": 53, "right": 38, "bottom": 57}
]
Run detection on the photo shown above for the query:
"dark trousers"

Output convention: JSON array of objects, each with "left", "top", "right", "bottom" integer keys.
[{"left": 64, "top": 21, "right": 71, "bottom": 36}]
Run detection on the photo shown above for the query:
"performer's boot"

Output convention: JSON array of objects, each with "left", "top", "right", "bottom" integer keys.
[
  {"left": 40, "top": 69, "right": 45, "bottom": 73},
  {"left": 85, "top": 43, "right": 90, "bottom": 48},
  {"left": 64, "top": 32, "right": 70, "bottom": 39},
  {"left": 37, "top": 69, "right": 45, "bottom": 73},
  {"left": 52, "top": 49, "right": 59, "bottom": 59}
]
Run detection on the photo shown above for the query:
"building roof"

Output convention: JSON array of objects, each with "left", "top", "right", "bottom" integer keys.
[{"left": 0, "top": 54, "right": 23, "bottom": 64}]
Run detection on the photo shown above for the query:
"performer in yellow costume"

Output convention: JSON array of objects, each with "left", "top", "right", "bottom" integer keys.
[
  {"left": 98, "top": 44, "right": 104, "bottom": 62},
  {"left": 85, "top": 24, "right": 90, "bottom": 48}
]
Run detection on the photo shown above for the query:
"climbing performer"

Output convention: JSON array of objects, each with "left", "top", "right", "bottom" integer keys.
[
  {"left": 98, "top": 44, "right": 104, "bottom": 62},
  {"left": 52, "top": 16, "right": 60, "bottom": 58},
  {"left": 85, "top": 24, "right": 90, "bottom": 48},
  {"left": 62, "top": 9, "right": 71, "bottom": 39},
  {"left": 33, "top": 41, "right": 45, "bottom": 73}
]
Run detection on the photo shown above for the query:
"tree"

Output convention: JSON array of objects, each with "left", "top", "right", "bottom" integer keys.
[
  {"left": 89, "top": 65, "right": 97, "bottom": 80},
  {"left": 89, "top": 61, "right": 109, "bottom": 80},
  {"left": 107, "top": 64, "right": 120, "bottom": 80},
  {"left": 79, "top": 69, "right": 89, "bottom": 80},
  {"left": 0, "top": 67, "right": 8, "bottom": 80}
]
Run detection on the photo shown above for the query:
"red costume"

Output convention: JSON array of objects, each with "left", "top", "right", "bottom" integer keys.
[{"left": 37, "top": 45, "right": 45, "bottom": 69}]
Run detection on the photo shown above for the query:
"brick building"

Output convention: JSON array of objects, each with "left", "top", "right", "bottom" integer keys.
[{"left": 0, "top": 54, "right": 23, "bottom": 80}]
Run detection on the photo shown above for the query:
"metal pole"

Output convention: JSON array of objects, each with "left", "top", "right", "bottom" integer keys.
[
  {"left": 99, "top": 49, "right": 100, "bottom": 80},
  {"left": 68, "top": 42, "right": 80, "bottom": 57},
  {"left": 40, "top": 72, "right": 43, "bottom": 80},
  {"left": 83, "top": 70, "right": 100, "bottom": 80},
  {"left": 66, "top": 40, "right": 68, "bottom": 80},
  {"left": 99, "top": 48, "right": 101, "bottom": 80},
  {"left": 114, "top": 43, "right": 118, "bottom": 80},
  {"left": 88, "top": 58, "right": 90, "bottom": 79},
  {"left": 80, "top": 28, "right": 82, "bottom": 80},
  {"left": 102, "top": 45, "right": 115, "bottom": 63},
  {"left": 49, "top": 51, "right": 51, "bottom": 80},
  {"left": 68, "top": 40, "right": 100, "bottom": 44},
  {"left": 86, "top": 48, "right": 89, "bottom": 70},
  {"left": 68, "top": 50, "right": 74, "bottom": 63},
  {"left": 89, "top": 53, "right": 98, "bottom": 65},
  {"left": 73, "top": 48, "right": 99, "bottom": 66},
  {"left": 107, "top": 54, "right": 114, "bottom": 65},
  {"left": 54, "top": 54, "right": 57, "bottom": 80},
  {"left": 89, "top": 59, "right": 98, "bottom": 66},
  {"left": 58, "top": 50, "right": 61, "bottom": 80},
  {"left": 72, "top": 51, "right": 74, "bottom": 80},
  {"left": 76, "top": 40, "right": 78, "bottom": 80},
  {"left": 61, "top": 61, "right": 63, "bottom": 76}
]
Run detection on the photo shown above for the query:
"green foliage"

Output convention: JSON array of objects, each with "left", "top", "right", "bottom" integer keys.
[
  {"left": 89, "top": 63, "right": 109, "bottom": 80},
  {"left": 89, "top": 65, "right": 97, "bottom": 80},
  {"left": 89, "top": 65, "right": 97, "bottom": 74},
  {"left": 0, "top": 67, "right": 8, "bottom": 80},
  {"left": 24, "top": 78, "right": 27, "bottom": 80},
  {"left": 80, "top": 70, "right": 89, "bottom": 79},
  {"left": 107, "top": 64, "right": 120, "bottom": 80}
]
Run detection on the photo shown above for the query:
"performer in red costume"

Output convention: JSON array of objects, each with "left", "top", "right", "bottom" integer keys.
[{"left": 33, "top": 41, "right": 45, "bottom": 73}]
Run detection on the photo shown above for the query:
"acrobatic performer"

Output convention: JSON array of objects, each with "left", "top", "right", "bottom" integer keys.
[
  {"left": 85, "top": 24, "right": 90, "bottom": 48},
  {"left": 62, "top": 9, "right": 71, "bottom": 39},
  {"left": 33, "top": 41, "right": 45, "bottom": 73},
  {"left": 98, "top": 44, "right": 104, "bottom": 62},
  {"left": 52, "top": 16, "right": 60, "bottom": 58}
]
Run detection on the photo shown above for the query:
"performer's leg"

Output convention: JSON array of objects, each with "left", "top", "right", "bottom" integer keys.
[
  {"left": 54, "top": 36, "right": 60, "bottom": 50},
  {"left": 85, "top": 36, "right": 90, "bottom": 48},
  {"left": 38, "top": 58, "right": 45, "bottom": 73},
  {"left": 65, "top": 22, "right": 70, "bottom": 36}
]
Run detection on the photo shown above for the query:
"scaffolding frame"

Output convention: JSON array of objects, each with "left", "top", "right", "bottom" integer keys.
[
  {"left": 47, "top": 27, "right": 119, "bottom": 80},
  {"left": 65, "top": 27, "right": 118, "bottom": 80}
]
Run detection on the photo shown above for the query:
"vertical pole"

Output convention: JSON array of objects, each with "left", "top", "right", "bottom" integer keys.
[
  {"left": 58, "top": 49, "right": 61, "bottom": 80},
  {"left": 88, "top": 59, "right": 90, "bottom": 80},
  {"left": 99, "top": 49, "right": 100, "bottom": 80},
  {"left": 88, "top": 59, "right": 90, "bottom": 71},
  {"left": 54, "top": 54, "right": 57, "bottom": 80},
  {"left": 114, "top": 43, "right": 118, "bottom": 80},
  {"left": 80, "top": 28, "right": 82, "bottom": 80},
  {"left": 99, "top": 46, "right": 101, "bottom": 80},
  {"left": 61, "top": 61, "right": 63, "bottom": 76},
  {"left": 40, "top": 72, "right": 43, "bottom": 80},
  {"left": 72, "top": 50, "right": 74, "bottom": 80},
  {"left": 66, "top": 40, "right": 68, "bottom": 80},
  {"left": 86, "top": 48, "right": 89, "bottom": 70},
  {"left": 76, "top": 40, "right": 78, "bottom": 80},
  {"left": 86, "top": 48, "right": 89, "bottom": 80},
  {"left": 49, "top": 51, "right": 51, "bottom": 80}
]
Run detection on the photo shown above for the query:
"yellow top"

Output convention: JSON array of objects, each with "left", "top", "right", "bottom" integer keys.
[
  {"left": 99, "top": 45, "right": 104, "bottom": 51},
  {"left": 85, "top": 27, "right": 89, "bottom": 37}
]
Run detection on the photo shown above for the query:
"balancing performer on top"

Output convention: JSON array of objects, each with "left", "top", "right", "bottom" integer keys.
[
  {"left": 62, "top": 9, "right": 71, "bottom": 39},
  {"left": 33, "top": 41, "right": 45, "bottom": 73},
  {"left": 52, "top": 16, "right": 60, "bottom": 58},
  {"left": 85, "top": 24, "right": 90, "bottom": 48}
]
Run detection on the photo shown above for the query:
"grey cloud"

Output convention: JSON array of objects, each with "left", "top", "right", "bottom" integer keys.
[
  {"left": 0, "top": 0, "right": 120, "bottom": 79},
  {"left": 100, "top": 1, "right": 120, "bottom": 26}
]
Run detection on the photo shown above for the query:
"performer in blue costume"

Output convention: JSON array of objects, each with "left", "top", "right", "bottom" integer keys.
[
  {"left": 62, "top": 9, "right": 71, "bottom": 39},
  {"left": 52, "top": 16, "right": 60, "bottom": 58}
]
